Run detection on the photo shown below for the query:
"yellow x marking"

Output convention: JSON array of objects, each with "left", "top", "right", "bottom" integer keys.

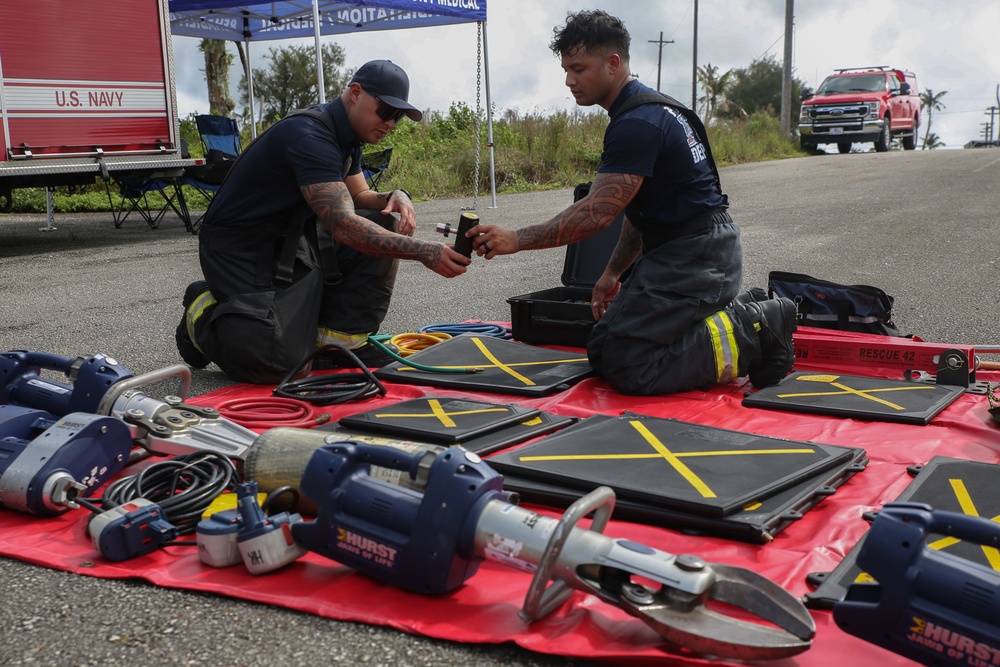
[
  {"left": 372, "top": 398, "right": 511, "bottom": 429},
  {"left": 394, "top": 336, "right": 588, "bottom": 387},
  {"left": 518, "top": 418, "right": 816, "bottom": 499},
  {"left": 926, "top": 478, "right": 1000, "bottom": 571},
  {"left": 776, "top": 374, "right": 935, "bottom": 411}
]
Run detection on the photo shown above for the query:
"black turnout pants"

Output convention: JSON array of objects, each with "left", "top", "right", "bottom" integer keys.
[{"left": 193, "top": 210, "right": 398, "bottom": 383}]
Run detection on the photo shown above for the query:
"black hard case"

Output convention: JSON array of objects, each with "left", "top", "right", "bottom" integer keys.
[{"left": 507, "top": 183, "right": 624, "bottom": 348}]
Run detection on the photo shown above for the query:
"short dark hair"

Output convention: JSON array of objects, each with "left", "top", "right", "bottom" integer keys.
[{"left": 549, "top": 10, "right": 631, "bottom": 61}]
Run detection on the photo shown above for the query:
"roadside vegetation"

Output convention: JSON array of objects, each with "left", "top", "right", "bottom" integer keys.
[
  {"left": 5, "top": 103, "right": 802, "bottom": 214},
  {"left": 0, "top": 47, "right": 903, "bottom": 214}
]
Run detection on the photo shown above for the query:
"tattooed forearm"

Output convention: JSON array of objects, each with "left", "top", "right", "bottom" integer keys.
[
  {"left": 302, "top": 181, "right": 435, "bottom": 262},
  {"left": 607, "top": 219, "right": 642, "bottom": 275},
  {"left": 515, "top": 172, "right": 642, "bottom": 250}
]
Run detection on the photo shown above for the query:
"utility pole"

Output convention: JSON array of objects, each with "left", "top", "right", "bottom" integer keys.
[
  {"left": 691, "top": 0, "right": 699, "bottom": 109},
  {"left": 780, "top": 0, "right": 794, "bottom": 135},
  {"left": 648, "top": 31, "right": 674, "bottom": 93},
  {"left": 985, "top": 106, "right": 998, "bottom": 143}
]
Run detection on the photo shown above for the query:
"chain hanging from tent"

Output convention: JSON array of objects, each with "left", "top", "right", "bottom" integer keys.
[{"left": 471, "top": 21, "right": 483, "bottom": 211}]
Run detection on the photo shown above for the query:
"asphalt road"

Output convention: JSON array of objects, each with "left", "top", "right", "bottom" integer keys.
[{"left": 1, "top": 148, "right": 998, "bottom": 666}]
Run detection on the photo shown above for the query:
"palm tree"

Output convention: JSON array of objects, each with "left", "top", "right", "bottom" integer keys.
[
  {"left": 923, "top": 132, "right": 946, "bottom": 150},
  {"left": 919, "top": 89, "right": 948, "bottom": 149},
  {"left": 697, "top": 63, "right": 735, "bottom": 125}
]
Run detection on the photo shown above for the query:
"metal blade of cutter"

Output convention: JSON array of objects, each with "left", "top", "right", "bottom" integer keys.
[
  {"left": 98, "top": 365, "right": 258, "bottom": 460},
  {"left": 618, "top": 562, "right": 815, "bottom": 660},
  {"left": 479, "top": 487, "right": 815, "bottom": 660}
]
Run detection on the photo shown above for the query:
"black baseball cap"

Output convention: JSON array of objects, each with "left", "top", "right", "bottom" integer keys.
[{"left": 350, "top": 60, "right": 422, "bottom": 122}]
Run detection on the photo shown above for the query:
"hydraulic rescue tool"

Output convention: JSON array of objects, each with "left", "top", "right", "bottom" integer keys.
[
  {"left": 833, "top": 502, "right": 1000, "bottom": 666},
  {"left": 291, "top": 441, "right": 816, "bottom": 660},
  {"left": 0, "top": 350, "right": 258, "bottom": 459},
  {"left": 0, "top": 405, "right": 132, "bottom": 516}
]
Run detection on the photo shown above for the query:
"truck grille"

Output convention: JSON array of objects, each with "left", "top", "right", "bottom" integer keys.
[
  {"left": 804, "top": 105, "right": 869, "bottom": 134},
  {"left": 806, "top": 105, "right": 868, "bottom": 122}
]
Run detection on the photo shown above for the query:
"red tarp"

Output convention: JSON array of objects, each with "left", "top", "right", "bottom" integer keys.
[{"left": 2, "top": 329, "right": 999, "bottom": 667}]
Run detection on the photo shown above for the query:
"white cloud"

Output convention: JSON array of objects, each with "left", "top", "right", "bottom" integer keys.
[{"left": 170, "top": 0, "right": 1000, "bottom": 148}]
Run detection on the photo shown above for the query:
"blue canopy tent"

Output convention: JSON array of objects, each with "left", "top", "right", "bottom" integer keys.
[{"left": 169, "top": 0, "right": 496, "bottom": 207}]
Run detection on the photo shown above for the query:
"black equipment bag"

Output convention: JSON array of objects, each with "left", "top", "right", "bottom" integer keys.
[{"left": 767, "top": 271, "right": 901, "bottom": 336}]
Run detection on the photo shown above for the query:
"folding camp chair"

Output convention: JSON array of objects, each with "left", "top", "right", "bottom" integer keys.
[
  {"left": 361, "top": 147, "right": 392, "bottom": 189},
  {"left": 195, "top": 114, "right": 242, "bottom": 162},
  {"left": 106, "top": 173, "right": 192, "bottom": 231},
  {"left": 180, "top": 114, "right": 243, "bottom": 232}
]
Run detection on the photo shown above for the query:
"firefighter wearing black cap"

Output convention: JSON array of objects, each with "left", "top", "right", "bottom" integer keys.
[
  {"left": 176, "top": 60, "right": 470, "bottom": 383},
  {"left": 468, "top": 11, "right": 797, "bottom": 396}
]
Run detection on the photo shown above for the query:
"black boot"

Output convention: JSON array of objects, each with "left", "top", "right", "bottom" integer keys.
[
  {"left": 731, "top": 287, "right": 768, "bottom": 307},
  {"left": 175, "top": 280, "right": 211, "bottom": 369},
  {"left": 742, "top": 297, "right": 797, "bottom": 387}
]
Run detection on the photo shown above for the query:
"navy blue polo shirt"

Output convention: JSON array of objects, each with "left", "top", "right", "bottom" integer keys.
[
  {"left": 204, "top": 97, "right": 363, "bottom": 230},
  {"left": 599, "top": 79, "right": 725, "bottom": 232}
]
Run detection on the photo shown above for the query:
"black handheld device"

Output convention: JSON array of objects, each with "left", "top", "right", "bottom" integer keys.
[{"left": 436, "top": 212, "right": 479, "bottom": 258}]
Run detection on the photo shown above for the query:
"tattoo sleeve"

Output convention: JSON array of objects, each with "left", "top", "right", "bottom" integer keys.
[
  {"left": 301, "top": 182, "right": 439, "bottom": 267},
  {"left": 515, "top": 172, "right": 642, "bottom": 250},
  {"left": 606, "top": 218, "right": 642, "bottom": 277}
]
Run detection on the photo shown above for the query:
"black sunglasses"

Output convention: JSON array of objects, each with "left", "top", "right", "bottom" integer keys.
[{"left": 369, "top": 91, "right": 407, "bottom": 123}]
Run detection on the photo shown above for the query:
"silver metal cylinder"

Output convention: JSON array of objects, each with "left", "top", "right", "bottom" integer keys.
[{"left": 243, "top": 427, "right": 444, "bottom": 514}]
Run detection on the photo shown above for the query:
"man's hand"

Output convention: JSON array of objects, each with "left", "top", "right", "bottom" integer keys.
[
  {"left": 468, "top": 224, "right": 518, "bottom": 259},
  {"left": 591, "top": 272, "right": 621, "bottom": 320},
  {"left": 382, "top": 190, "right": 416, "bottom": 236},
  {"left": 422, "top": 243, "right": 471, "bottom": 278}
]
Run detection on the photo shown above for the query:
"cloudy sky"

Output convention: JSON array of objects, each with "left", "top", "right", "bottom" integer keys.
[{"left": 170, "top": 1, "right": 1000, "bottom": 149}]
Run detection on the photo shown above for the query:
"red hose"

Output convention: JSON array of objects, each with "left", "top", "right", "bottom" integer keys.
[{"left": 214, "top": 397, "right": 329, "bottom": 430}]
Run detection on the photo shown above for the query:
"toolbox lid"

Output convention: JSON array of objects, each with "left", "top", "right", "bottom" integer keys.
[{"left": 561, "top": 182, "right": 625, "bottom": 288}]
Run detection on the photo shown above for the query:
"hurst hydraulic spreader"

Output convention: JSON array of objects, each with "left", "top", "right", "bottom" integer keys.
[
  {"left": 0, "top": 350, "right": 257, "bottom": 459},
  {"left": 834, "top": 503, "right": 1000, "bottom": 666},
  {"left": 292, "top": 441, "right": 816, "bottom": 660},
  {"left": 0, "top": 350, "right": 258, "bottom": 515}
]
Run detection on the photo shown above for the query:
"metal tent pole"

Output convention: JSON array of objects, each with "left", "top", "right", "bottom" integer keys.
[
  {"left": 481, "top": 21, "right": 497, "bottom": 209},
  {"left": 312, "top": 0, "right": 326, "bottom": 103},
  {"left": 242, "top": 13, "right": 258, "bottom": 138}
]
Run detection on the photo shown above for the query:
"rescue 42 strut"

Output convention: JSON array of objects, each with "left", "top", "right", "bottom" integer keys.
[{"left": 291, "top": 441, "right": 816, "bottom": 660}]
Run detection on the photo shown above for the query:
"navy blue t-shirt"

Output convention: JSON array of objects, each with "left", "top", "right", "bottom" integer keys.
[
  {"left": 204, "top": 97, "right": 364, "bottom": 230},
  {"left": 599, "top": 80, "right": 725, "bottom": 232}
]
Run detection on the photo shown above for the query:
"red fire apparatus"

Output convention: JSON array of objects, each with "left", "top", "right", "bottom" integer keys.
[{"left": 0, "top": 0, "right": 197, "bottom": 226}]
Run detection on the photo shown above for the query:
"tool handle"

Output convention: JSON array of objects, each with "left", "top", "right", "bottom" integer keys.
[
  {"left": 349, "top": 442, "right": 425, "bottom": 479},
  {"left": 520, "top": 486, "right": 616, "bottom": 623},
  {"left": 19, "top": 351, "right": 76, "bottom": 374},
  {"left": 924, "top": 504, "right": 1000, "bottom": 545},
  {"left": 453, "top": 212, "right": 479, "bottom": 258},
  {"left": 867, "top": 502, "right": 1000, "bottom": 561},
  {"left": 97, "top": 364, "right": 190, "bottom": 416}
]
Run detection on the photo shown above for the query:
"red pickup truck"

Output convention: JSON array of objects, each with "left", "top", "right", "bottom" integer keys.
[{"left": 798, "top": 66, "right": 920, "bottom": 153}]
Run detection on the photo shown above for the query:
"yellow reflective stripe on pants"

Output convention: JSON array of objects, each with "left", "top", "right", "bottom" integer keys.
[
  {"left": 186, "top": 290, "right": 217, "bottom": 355},
  {"left": 704, "top": 310, "right": 739, "bottom": 383},
  {"left": 316, "top": 326, "right": 370, "bottom": 350}
]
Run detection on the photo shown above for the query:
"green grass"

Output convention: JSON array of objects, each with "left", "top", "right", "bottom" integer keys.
[{"left": 3, "top": 108, "right": 803, "bottom": 213}]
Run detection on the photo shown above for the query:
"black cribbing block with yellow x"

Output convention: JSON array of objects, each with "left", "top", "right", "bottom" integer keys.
[
  {"left": 487, "top": 412, "right": 859, "bottom": 517},
  {"left": 338, "top": 396, "right": 542, "bottom": 444},
  {"left": 373, "top": 334, "right": 593, "bottom": 397},
  {"left": 742, "top": 371, "right": 966, "bottom": 425}
]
